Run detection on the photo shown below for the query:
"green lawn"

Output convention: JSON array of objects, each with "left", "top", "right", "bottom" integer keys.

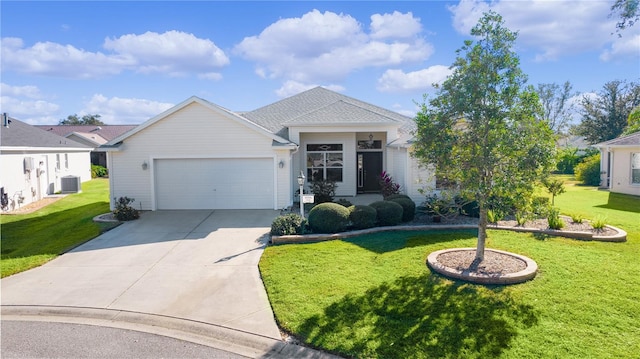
[
  {"left": 259, "top": 181, "right": 640, "bottom": 358},
  {"left": 1, "top": 179, "right": 116, "bottom": 277}
]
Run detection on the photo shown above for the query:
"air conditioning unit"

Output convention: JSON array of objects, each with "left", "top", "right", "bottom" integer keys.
[{"left": 61, "top": 175, "right": 81, "bottom": 193}]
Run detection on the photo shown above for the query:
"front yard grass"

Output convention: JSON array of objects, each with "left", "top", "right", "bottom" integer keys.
[
  {"left": 1, "top": 178, "right": 116, "bottom": 277},
  {"left": 259, "top": 182, "right": 640, "bottom": 358}
]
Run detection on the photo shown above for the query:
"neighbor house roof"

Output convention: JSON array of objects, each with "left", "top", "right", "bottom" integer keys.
[
  {"left": 1, "top": 117, "right": 91, "bottom": 150},
  {"left": 241, "top": 87, "right": 414, "bottom": 140},
  {"left": 593, "top": 131, "right": 640, "bottom": 148},
  {"left": 35, "top": 125, "right": 137, "bottom": 141}
]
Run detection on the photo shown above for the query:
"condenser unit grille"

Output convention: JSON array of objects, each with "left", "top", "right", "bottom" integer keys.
[{"left": 61, "top": 176, "right": 81, "bottom": 193}]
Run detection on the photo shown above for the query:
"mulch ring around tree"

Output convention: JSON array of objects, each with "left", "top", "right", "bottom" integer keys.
[{"left": 427, "top": 247, "right": 538, "bottom": 285}]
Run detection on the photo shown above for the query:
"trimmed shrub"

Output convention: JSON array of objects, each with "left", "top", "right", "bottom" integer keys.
[
  {"left": 270, "top": 214, "right": 307, "bottom": 236},
  {"left": 308, "top": 202, "right": 350, "bottom": 233},
  {"left": 334, "top": 198, "right": 353, "bottom": 207},
  {"left": 348, "top": 205, "right": 377, "bottom": 230},
  {"left": 370, "top": 200, "right": 403, "bottom": 227},
  {"left": 384, "top": 194, "right": 411, "bottom": 201},
  {"left": 113, "top": 196, "right": 139, "bottom": 221},
  {"left": 575, "top": 154, "right": 601, "bottom": 186},
  {"left": 388, "top": 197, "right": 416, "bottom": 222}
]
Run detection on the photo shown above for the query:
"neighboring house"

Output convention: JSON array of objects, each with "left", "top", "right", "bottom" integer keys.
[
  {"left": 594, "top": 131, "right": 640, "bottom": 196},
  {"left": 102, "top": 87, "right": 434, "bottom": 210},
  {"left": 0, "top": 115, "right": 92, "bottom": 210},
  {"left": 36, "top": 125, "right": 137, "bottom": 167}
]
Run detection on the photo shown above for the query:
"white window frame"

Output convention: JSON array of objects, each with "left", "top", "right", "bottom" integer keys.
[
  {"left": 64, "top": 153, "right": 69, "bottom": 169},
  {"left": 306, "top": 144, "right": 344, "bottom": 182}
]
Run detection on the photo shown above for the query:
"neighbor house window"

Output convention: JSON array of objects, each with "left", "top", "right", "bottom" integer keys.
[
  {"left": 56, "top": 154, "right": 61, "bottom": 170},
  {"left": 632, "top": 153, "right": 640, "bottom": 184},
  {"left": 307, "top": 144, "right": 343, "bottom": 182},
  {"left": 64, "top": 154, "right": 69, "bottom": 169}
]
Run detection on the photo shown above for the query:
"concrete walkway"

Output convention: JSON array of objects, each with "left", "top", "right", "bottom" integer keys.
[{"left": 2, "top": 210, "right": 338, "bottom": 358}]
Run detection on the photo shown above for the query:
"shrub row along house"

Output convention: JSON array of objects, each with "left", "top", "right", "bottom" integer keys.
[{"left": 101, "top": 87, "right": 435, "bottom": 211}]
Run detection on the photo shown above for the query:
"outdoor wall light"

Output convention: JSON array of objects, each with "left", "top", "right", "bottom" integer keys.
[
  {"left": 142, "top": 161, "right": 148, "bottom": 170},
  {"left": 279, "top": 160, "right": 285, "bottom": 168}
]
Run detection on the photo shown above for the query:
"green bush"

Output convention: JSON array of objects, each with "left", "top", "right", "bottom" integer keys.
[
  {"left": 591, "top": 216, "right": 607, "bottom": 230},
  {"left": 369, "top": 200, "right": 403, "bottom": 227},
  {"left": 388, "top": 197, "right": 416, "bottom": 222},
  {"left": 531, "top": 196, "right": 551, "bottom": 217},
  {"left": 307, "top": 202, "right": 350, "bottom": 233},
  {"left": 334, "top": 198, "right": 353, "bottom": 207},
  {"left": 91, "top": 165, "right": 108, "bottom": 178},
  {"left": 384, "top": 194, "right": 411, "bottom": 201},
  {"left": 310, "top": 180, "right": 337, "bottom": 204},
  {"left": 348, "top": 205, "right": 377, "bottom": 230},
  {"left": 270, "top": 214, "right": 307, "bottom": 236},
  {"left": 113, "top": 196, "right": 139, "bottom": 221},
  {"left": 575, "top": 154, "right": 601, "bottom": 186},
  {"left": 547, "top": 207, "right": 565, "bottom": 230}
]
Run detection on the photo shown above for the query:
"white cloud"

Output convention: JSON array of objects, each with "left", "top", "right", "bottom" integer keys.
[
  {"left": 1, "top": 37, "right": 131, "bottom": 78},
  {"left": 370, "top": 11, "right": 422, "bottom": 39},
  {"left": 82, "top": 94, "right": 174, "bottom": 124},
  {"left": 600, "top": 33, "right": 640, "bottom": 61},
  {"left": 377, "top": 65, "right": 452, "bottom": 92},
  {"left": 1, "top": 83, "right": 45, "bottom": 99},
  {"left": 0, "top": 96, "right": 61, "bottom": 125},
  {"left": 449, "top": 0, "right": 620, "bottom": 61},
  {"left": 104, "top": 31, "right": 229, "bottom": 76},
  {"left": 1, "top": 31, "right": 229, "bottom": 79},
  {"left": 198, "top": 72, "right": 223, "bottom": 81},
  {"left": 234, "top": 9, "right": 433, "bottom": 84}
]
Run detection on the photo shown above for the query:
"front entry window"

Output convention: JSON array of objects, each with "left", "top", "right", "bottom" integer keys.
[{"left": 307, "top": 144, "right": 343, "bottom": 182}]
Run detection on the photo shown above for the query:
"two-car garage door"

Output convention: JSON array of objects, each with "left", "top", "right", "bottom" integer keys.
[{"left": 154, "top": 158, "right": 274, "bottom": 210}]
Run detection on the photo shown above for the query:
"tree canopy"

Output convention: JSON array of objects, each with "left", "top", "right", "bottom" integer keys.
[
  {"left": 536, "top": 81, "right": 575, "bottom": 135},
  {"left": 611, "top": 0, "right": 639, "bottom": 34},
  {"left": 413, "top": 11, "right": 556, "bottom": 261},
  {"left": 59, "top": 114, "right": 105, "bottom": 125},
  {"left": 572, "top": 80, "right": 640, "bottom": 144}
]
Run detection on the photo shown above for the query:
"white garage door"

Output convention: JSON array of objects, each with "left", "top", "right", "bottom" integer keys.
[{"left": 155, "top": 158, "right": 274, "bottom": 210}]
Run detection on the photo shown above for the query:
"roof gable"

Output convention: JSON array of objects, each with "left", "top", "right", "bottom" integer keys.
[
  {"left": 105, "top": 96, "right": 292, "bottom": 146},
  {"left": 1, "top": 117, "right": 90, "bottom": 149},
  {"left": 242, "top": 87, "right": 413, "bottom": 137}
]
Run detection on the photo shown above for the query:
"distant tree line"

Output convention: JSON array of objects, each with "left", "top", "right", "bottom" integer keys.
[{"left": 59, "top": 114, "right": 105, "bottom": 125}]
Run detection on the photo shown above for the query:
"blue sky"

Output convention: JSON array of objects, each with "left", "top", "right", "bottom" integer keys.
[{"left": 1, "top": 0, "right": 638, "bottom": 125}]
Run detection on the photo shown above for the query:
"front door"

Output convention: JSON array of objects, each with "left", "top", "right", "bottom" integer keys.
[{"left": 357, "top": 152, "right": 383, "bottom": 193}]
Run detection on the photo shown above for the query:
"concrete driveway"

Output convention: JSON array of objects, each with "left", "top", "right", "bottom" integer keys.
[{"left": 1, "top": 210, "right": 291, "bottom": 356}]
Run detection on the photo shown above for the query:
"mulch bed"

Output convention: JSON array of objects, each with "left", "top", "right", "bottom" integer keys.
[
  {"left": 2, "top": 196, "right": 64, "bottom": 215},
  {"left": 436, "top": 249, "right": 527, "bottom": 275}
]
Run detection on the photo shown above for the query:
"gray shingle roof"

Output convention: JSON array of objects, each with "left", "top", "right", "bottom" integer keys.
[
  {"left": 1, "top": 117, "right": 90, "bottom": 149},
  {"left": 594, "top": 131, "right": 640, "bottom": 147},
  {"left": 242, "top": 87, "right": 414, "bottom": 140}
]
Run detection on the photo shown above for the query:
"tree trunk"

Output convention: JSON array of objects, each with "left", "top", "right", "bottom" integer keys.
[{"left": 476, "top": 204, "right": 488, "bottom": 261}]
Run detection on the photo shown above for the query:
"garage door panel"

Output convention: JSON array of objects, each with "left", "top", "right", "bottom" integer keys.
[{"left": 155, "top": 158, "right": 273, "bottom": 210}]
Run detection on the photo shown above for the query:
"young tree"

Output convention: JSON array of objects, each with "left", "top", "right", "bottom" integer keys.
[
  {"left": 572, "top": 80, "right": 640, "bottom": 144},
  {"left": 414, "top": 11, "right": 556, "bottom": 261},
  {"left": 536, "top": 81, "right": 575, "bottom": 135},
  {"left": 59, "top": 114, "right": 105, "bottom": 125},
  {"left": 623, "top": 106, "right": 640, "bottom": 135}
]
